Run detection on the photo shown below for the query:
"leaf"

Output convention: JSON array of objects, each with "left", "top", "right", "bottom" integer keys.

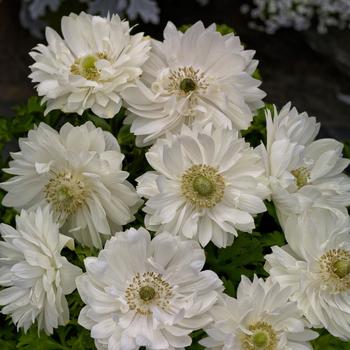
[
  {"left": 17, "top": 328, "right": 68, "bottom": 350},
  {"left": 86, "top": 113, "right": 112, "bottom": 132},
  {"left": 215, "top": 24, "right": 235, "bottom": 35},
  {"left": 312, "top": 329, "right": 350, "bottom": 349}
]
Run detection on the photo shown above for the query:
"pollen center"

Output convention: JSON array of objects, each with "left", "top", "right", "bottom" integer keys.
[
  {"left": 181, "top": 164, "right": 225, "bottom": 208},
  {"left": 291, "top": 167, "right": 310, "bottom": 188},
  {"left": 167, "top": 66, "right": 208, "bottom": 96},
  {"left": 252, "top": 331, "right": 269, "bottom": 348},
  {"left": 125, "top": 272, "right": 172, "bottom": 315},
  {"left": 319, "top": 249, "right": 350, "bottom": 293},
  {"left": 44, "top": 171, "right": 88, "bottom": 216},
  {"left": 179, "top": 78, "right": 196, "bottom": 93},
  {"left": 193, "top": 175, "right": 215, "bottom": 196},
  {"left": 241, "top": 322, "right": 277, "bottom": 350},
  {"left": 70, "top": 52, "right": 107, "bottom": 80},
  {"left": 139, "top": 286, "right": 156, "bottom": 301},
  {"left": 334, "top": 259, "right": 350, "bottom": 279}
]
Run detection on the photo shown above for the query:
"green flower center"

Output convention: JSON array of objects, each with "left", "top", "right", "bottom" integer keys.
[
  {"left": 319, "top": 249, "right": 350, "bottom": 293},
  {"left": 334, "top": 259, "right": 350, "bottom": 279},
  {"left": 241, "top": 322, "right": 277, "bottom": 350},
  {"left": 181, "top": 164, "right": 225, "bottom": 208},
  {"left": 70, "top": 52, "right": 107, "bottom": 80},
  {"left": 179, "top": 78, "right": 196, "bottom": 93},
  {"left": 193, "top": 175, "right": 215, "bottom": 196},
  {"left": 291, "top": 167, "right": 310, "bottom": 188},
  {"left": 125, "top": 272, "right": 172, "bottom": 315},
  {"left": 252, "top": 331, "right": 269, "bottom": 348},
  {"left": 139, "top": 286, "right": 156, "bottom": 301},
  {"left": 81, "top": 55, "right": 97, "bottom": 71},
  {"left": 167, "top": 66, "right": 208, "bottom": 97},
  {"left": 44, "top": 171, "right": 88, "bottom": 215}
]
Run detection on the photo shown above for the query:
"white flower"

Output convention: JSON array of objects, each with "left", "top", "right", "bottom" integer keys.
[
  {"left": 0, "top": 121, "right": 140, "bottom": 248},
  {"left": 0, "top": 206, "right": 82, "bottom": 334},
  {"left": 76, "top": 227, "right": 223, "bottom": 350},
  {"left": 122, "top": 21, "right": 265, "bottom": 145},
  {"left": 29, "top": 12, "right": 150, "bottom": 119},
  {"left": 137, "top": 124, "right": 269, "bottom": 247},
  {"left": 265, "top": 208, "right": 350, "bottom": 339},
  {"left": 201, "top": 275, "right": 318, "bottom": 350},
  {"left": 258, "top": 102, "right": 350, "bottom": 225}
]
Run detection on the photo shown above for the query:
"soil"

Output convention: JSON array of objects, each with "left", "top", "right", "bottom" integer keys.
[{"left": 1, "top": 0, "right": 349, "bottom": 139}]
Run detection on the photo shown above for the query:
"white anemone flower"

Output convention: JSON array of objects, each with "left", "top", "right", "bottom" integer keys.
[
  {"left": 258, "top": 102, "right": 350, "bottom": 225},
  {"left": 0, "top": 121, "right": 140, "bottom": 248},
  {"left": 136, "top": 124, "right": 269, "bottom": 247},
  {"left": 76, "top": 227, "right": 223, "bottom": 350},
  {"left": 265, "top": 208, "right": 350, "bottom": 339},
  {"left": 201, "top": 276, "right": 318, "bottom": 350},
  {"left": 0, "top": 206, "right": 82, "bottom": 334},
  {"left": 29, "top": 12, "right": 150, "bottom": 118},
  {"left": 122, "top": 21, "right": 266, "bottom": 145}
]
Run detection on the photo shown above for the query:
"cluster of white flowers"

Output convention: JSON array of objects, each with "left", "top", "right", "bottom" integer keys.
[
  {"left": 0, "top": 11, "right": 350, "bottom": 350},
  {"left": 241, "top": 0, "right": 350, "bottom": 34}
]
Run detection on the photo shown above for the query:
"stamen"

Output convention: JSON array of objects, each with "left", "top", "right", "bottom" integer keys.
[
  {"left": 167, "top": 66, "right": 208, "bottom": 96},
  {"left": 139, "top": 286, "right": 156, "bottom": 301},
  {"left": 44, "top": 171, "right": 88, "bottom": 215},
  {"left": 241, "top": 321, "right": 277, "bottom": 350},
  {"left": 319, "top": 249, "right": 350, "bottom": 293},
  {"left": 291, "top": 167, "right": 310, "bottom": 188},
  {"left": 179, "top": 78, "right": 197, "bottom": 93},
  {"left": 181, "top": 164, "right": 225, "bottom": 208},
  {"left": 70, "top": 52, "right": 108, "bottom": 81},
  {"left": 125, "top": 272, "right": 172, "bottom": 315}
]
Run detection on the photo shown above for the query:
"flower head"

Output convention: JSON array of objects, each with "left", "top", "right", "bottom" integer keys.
[
  {"left": 137, "top": 124, "right": 269, "bottom": 247},
  {"left": 0, "top": 206, "right": 82, "bottom": 334},
  {"left": 122, "top": 21, "right": 265, "bottom": 145},
  {"left": 201, "top": 276, "right": 317, "bottom": 350},
  {"left": 258, "top": 103, "right": 350, "bottom": 225},
  {"left": 265, "top": 208, "right": 350, "bottom": 339},
  {"left": 76, "top": 227, "right": 223, "bottom": 350},
  {"left": 0, "top": 121, "right": 141, "bottom": 248},
  {"left": 29, "top": 12, "right": 150, "bottom": 118}
]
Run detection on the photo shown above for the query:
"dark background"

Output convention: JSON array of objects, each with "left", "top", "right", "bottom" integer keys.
[{"left": 1, "top": 0, "right": 349, "bottom": 139}]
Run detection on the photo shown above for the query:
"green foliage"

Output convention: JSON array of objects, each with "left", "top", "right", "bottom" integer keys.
[
  {"left": 179, "top": 23, "right": 235, "bottom": 35},
  {"left": 241, "top": 104, "right": 274, "bottom": 147},
  {"left": 0, "top": 96, "right": 350, "bottom": 349},
  {"left": 205, "top": 224, "right": 285, "bottom": 297},
  {"left": 343, "top": 140, "right": 350, "bottom": 161},
  {"left": 215, "top": 24, "right": 235, "bottom": 35},
  {"left": 312, "top": 329, "right": 350, "bottom": 349}
]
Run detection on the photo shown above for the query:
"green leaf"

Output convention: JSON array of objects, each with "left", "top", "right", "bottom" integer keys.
[
  {"left": 312, "top": 330, "right": 350, "bottom": 349},
  {"left": 17, "top": 329, "right": 68, "bottom": 350},
  {"left": 117, "top": 124, "right": 135, "bottom": 146},
  {"left": 86, "top": 113, "right": 112, "bottom": 132},
  {"left": 215, "top": 24, "right": 235, "bottom": 35}
]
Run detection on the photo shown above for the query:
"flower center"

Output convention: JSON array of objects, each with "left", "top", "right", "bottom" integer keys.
[
  {"left": 139, "top": 286, "right": 156, "bottom": 301},
  {"left": 319, "top": 249, "right": 350, "bottom": 293},
  {"left": 181, "top": 164, "right": 225, "bottom": 208},
  {"left": 291, "top": 167, "right": 310, "bottom": 188},
  {"left": 334, "top": 259, "right": 350, "bottom": 279},
  {"left": 70, "top": 52, "right": 107, "bottom": 80},
  {"left": 252, "top": 332, "right": 269, "bottom": 348},
  {"left": 167, "top": 66, "right": 208, "bottom": 96},
  {"left": 179, "top": 78, "right": 196, "bottom": 93},
  {"left": 125, "top": 272, "right": 172, "bottom": 315},
  {"left": 193, "top": 175, "right": 215, "bottom": 196},
  {"left": 241, "top": 322, "right": 277, "bottom": 350},
  {"left": 44, "top": 171, "right": 88, "bottom": 216}
]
